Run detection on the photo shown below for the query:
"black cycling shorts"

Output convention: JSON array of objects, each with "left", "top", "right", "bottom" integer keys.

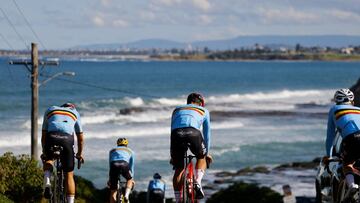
[
  {"left": 341, "top": 132, "right": 360, "bottom": 165},
  {"left": 44, "top": 132, "right": 74, "bottom": 172},
  {"left": 170, "top": 127, "right": 206, "bottom": 169},
  {"left": 148, "top": 189, "right": 165, "bottom": 203},
  {"left": 109, "top": 160, "right": 133, "bottom": 190}
]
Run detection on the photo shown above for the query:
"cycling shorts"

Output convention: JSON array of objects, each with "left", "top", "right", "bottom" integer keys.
[
  {"left": 341, "top": 132, "right": 360, "bottom": 166},
  {"left": 109, "top": 160, "right": 132, "bottom": 190},
  {"left": 170, "top": 127, "right": 206, "bottom": 169},
  {"left": 148, "top": 189, "right": 165, "bottom": 203},
  {"left": 44, "top": 132, "right": 74, "bottom": 172}
]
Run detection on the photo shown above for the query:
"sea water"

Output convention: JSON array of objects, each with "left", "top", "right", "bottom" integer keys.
[{"left": 1, "top": 58, "right": 360, "bottom": 194}]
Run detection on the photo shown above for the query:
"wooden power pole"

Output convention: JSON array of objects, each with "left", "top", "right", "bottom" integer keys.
[
  {"left": 31, "top": 43, "right": 39, "bottom": 160},
  {"left": 9, "top": 42, "right": 59, "bottom": 160}
]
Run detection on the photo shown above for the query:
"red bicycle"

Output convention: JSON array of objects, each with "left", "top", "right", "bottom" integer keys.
[{"left": 182, "top": 152, "right": 197, "bottom": 203}]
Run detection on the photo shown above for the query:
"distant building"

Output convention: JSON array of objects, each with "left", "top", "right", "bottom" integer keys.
[{"left": 341, "top": 47, "right": 354, "bottom": 54}]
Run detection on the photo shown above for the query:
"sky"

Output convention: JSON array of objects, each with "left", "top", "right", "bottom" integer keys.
[{"left": 0, "top": 0, "right": 360, "bottom": 50}]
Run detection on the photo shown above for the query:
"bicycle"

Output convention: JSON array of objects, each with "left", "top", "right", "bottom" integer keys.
[
  {"left": 182, "top": 152, "right": 197, "bottom": 203},
  {"left": 49, "top": 145, "right": 82, "bottom": 203},
  {"left": 116, "top": 176, "right": 127, "bottom": 203}
]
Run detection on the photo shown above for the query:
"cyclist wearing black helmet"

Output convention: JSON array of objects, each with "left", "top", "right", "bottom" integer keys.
[
  {"left": 108, "top": 137, "right": 135, "bottom": 203},
  {"left": 147, "top": 173, "right": 166, "bottom": 203},
  {"left": 170, "top": 92, "right": 212, "bottom": 201},
  {"left": 41, "top": 103, "right": 84, "bottom": 203}
]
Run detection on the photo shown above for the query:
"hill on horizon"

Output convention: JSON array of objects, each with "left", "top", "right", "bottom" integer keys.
[{"left": 70, "top": 35, "right": 360, "bottom": 51}]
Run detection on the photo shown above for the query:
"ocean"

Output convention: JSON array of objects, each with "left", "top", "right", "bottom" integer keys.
[{"left": 1, "top": 58, "right": 360, "bottom": 196}]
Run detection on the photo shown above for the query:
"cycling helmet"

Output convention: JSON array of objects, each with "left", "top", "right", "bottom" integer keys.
[
  {"left": 117, "top": 137, "right": 128, "bottom": 146},
  {"left": 334, "top": 89, "right": 354, "bottom": 104},
  {"left": 153, "top": 173, "right": 161, "bottom": 179},
  {"left": 61, "top": 102, "right": 76, "bottom": 109},
  {"left": 187, "top": 92, "right": 205, "bottom": 107}
]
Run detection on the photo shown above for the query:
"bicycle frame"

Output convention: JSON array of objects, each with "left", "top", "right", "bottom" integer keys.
[
  {"left": 116, "top": 177, "right": 127, "bottom": 203},
  {"left": 182, "top": 151, "right": 197, "bottom": 203},
  {"left": 51, "top": 146, "right": 66, "bottom": 203}
]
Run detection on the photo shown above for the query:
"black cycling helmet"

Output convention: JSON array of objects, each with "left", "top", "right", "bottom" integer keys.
[
  {"left": 117, "top": 137, "right": 128, "bottom": 146},
  {"left": 61, "top": 102, "right": 76, "bottom": 109},
  {"left": 153, "top": 173, "right": 161, "bottom": 179},
  {"left": 187, "top": 92, "right": 205, "bottom": 107}
]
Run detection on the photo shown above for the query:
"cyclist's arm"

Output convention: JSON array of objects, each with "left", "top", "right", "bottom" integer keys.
[
  {"left": 76, "top": 132, "right": 84, "bottom": 156},
  {"left": 41, "top": 109, "right": 49, "bottom": 149},
  {"left": 129, "top": 151, "right": 135, "bottom": 177},
  {"left": 203, "top": 110, "right": 211, "bottom": 154},
  {"left": 326, "top": 108, "right": 336, "bottom": 156}
]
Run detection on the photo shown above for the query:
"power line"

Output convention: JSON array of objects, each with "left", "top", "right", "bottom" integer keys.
[
  {"left": 12, "top": 0, "right": 46, "bottom": 50},
  {"left": 0, "top": 32, "right": 15, "bottom": 50},
  {"left": 0, "top": 7, "right": 29, "bottom": 50},
  {"left": 40, "top": 74, "right": 160, "bottom": 99}
]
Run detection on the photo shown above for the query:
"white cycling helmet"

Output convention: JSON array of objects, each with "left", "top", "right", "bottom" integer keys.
[{"left": 334, "top": 88, "right": 354, "bottom": 104}]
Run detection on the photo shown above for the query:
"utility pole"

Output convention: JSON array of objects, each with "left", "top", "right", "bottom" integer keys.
[
  {"left": 31, "top": 43, "right": 39, "bottom": 160},
  {"left": 9, "top": 42, "right": 60, "bottom": 160}
]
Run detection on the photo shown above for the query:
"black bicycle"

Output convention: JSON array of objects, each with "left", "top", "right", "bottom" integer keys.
[
  {"left": 116, "top": 176, "right": 127, "bottom": 203},
  {"left": 49, "top": 145, "right": 82, "bottom": 203}
]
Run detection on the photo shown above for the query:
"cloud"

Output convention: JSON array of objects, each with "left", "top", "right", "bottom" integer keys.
[
  {"left": 93, "top": 15, "right": 105, "bottom": 27},
  {"left": 154, "top": 0, "right": 182, "bottom": 6},
  {"left": 257, "top": 7, "right": 319, "bottom": 24},
  {"left": 199, "top": 15, "right": 212, "bottom": 25},
  {"left": 192, "top": 0, "right": 211, "bottom": 11},
  {"left": 101, "top": 0, "right": 111, "bottom": 6},
  {"left": 113, "top": 19, "right": 129, "bottom": 27},
  {"left": 327, "top": 9, "right": 360, "bottom": 22}
]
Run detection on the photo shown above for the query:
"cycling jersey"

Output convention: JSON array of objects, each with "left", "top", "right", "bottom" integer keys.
[
  {"left": 326, "top": 104, "right": 360, "bottom": 156},
  {"left": 171, "top": 104, "right": 211, "bottom": 152},
  {"left": 109, "top": 146, "right": 135, "bottom": 176},
  {"left": 148, "top": 179, "right": 166, "bottom": 192},
  {"left": 42, "top": 106, "right": 82, "bottom": 135}
]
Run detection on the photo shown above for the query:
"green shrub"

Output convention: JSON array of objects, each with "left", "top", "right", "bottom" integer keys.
[
  {"left": 206, "top": 182, "right": 282, "bottom": 203},
  {"left": 0, "top": 152, "right": 43, "bottom": 202}
]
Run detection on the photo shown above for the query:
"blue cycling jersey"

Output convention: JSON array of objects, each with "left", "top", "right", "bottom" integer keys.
[
  {"left": 171, "top": 104, "right": 211, "bottom": 152},
  {"left": 109, "top": 146, "right": 135, "bottom": 176},
  {"left": 42, "top": 106, "right": 82, "bottom": 135},
  {"left": 326, "top": 104, "right": 360, "bottom": 156},
  {"left": 148, "top": 179, "right": 166, "bottom": 192}
]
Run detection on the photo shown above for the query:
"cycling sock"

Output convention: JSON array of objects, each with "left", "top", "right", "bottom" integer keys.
[
  {"left": 67, "top": 195, "right": 75, "bottom": 203},
  {"left": 174, "top": 191, "right": 181, "bottom": 203},
  {"left": 125, "top": 187, "right": 131, "bottom": 199},
  {"left": 346, "top": 174, "right": 355, "bottom": 187},
  {"left": 195, "top": 169, "right": 205, "bottom": 185},
  {"left": 44, "top": 170, "right": 51, "bottom": 186}
]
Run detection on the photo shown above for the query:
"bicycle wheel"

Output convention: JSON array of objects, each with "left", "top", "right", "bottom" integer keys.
[{"left": 116, "top": 178, "right": 126, "bottom": 203}]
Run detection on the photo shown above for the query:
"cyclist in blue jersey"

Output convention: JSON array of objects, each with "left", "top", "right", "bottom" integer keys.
[
  {"left": 170, "top": 92, "right": 212, "bottom": 202},
  {"left": 41, "top": 103, "right": 84, "bottom": 203},
  {"left": 147, "top": 173, "right": 166, "bottom": 203},
  {"left": 326, "top": 89, "right": 360, "bottom": 198},
  {"left": 108, "top": 137, "right": 135, "bottom": 203}
]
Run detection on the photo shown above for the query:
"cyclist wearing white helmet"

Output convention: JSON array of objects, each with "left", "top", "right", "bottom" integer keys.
[
  {"left": 108, "top": 137, "right": 135, "bottom": 203},
  {"left": 325, "top": 88, "right": 360, "bottom": 198}
]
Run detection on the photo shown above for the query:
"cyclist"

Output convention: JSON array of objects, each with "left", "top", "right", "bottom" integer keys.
[
  {"left": 326, "top": 89, "right": 360, "bottom": 198},
  {"left": 147, "top": 173, "right": 166, "bottom": 203},
  {"left": 108, "top": 137, "right": 135, "bottom": 203},
  {"left": 41, "top": 103, "right": 84, "bottom": 203},
  {"left": 170, "top": 92, "right": 212, "bottom": 202}
]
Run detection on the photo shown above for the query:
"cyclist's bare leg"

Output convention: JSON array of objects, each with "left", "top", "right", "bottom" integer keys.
[
  {"left": 109, "top": 189, "right": 117, "bottom": 203},
  {"left": 43, "top": 160, "right": 54, "bottom": 186},
  {"left": 65, "top": 171, "right": 75, "bottom": 203},
  {"left": 173, "top": 168, "right": 185, "bottom": 202},
  {"left": 125, "top": 178, "right": 134, "bottom": 200},
  {"left": 195, "top": 158, "right": 206, "bottom": 185}
]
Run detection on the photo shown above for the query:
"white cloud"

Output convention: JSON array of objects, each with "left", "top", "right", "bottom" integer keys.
[
  {"left": 199, "top": 15, "right": 212, "bottom": 25},
  {"left": 93, "top": 15, "right": 105, "bottom": 27},
  {"left": 192, "top": 0, "right": 211, "bottom": 11},
  {"left": 139, "top": 11, "right": 156, "bottom": 21},
  {"left": 113, "top": 19, "right": 129, "bottom": 27},
  {"left": 328, "top": 9, "right": 360, "bottom": 22},
  {"left": 155, "top": 0, "right": 182, "bottom": 6},
  {"left": 258, "top": 7, "right": 319, "bottom": 24}
]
